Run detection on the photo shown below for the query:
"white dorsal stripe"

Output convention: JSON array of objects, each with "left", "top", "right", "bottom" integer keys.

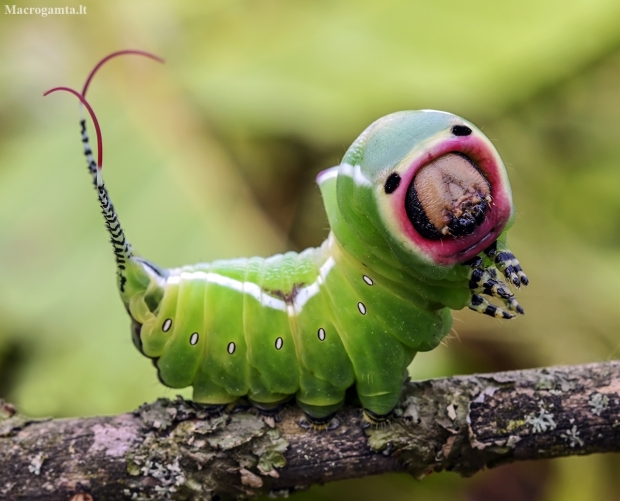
[
  {"left": 316, "top": 166, "right": 338, "bottom": 185},
  {"left": 291, "top": 257, "right": 335, "bottom": 311},
  {"left": 165, "top": 256, "right": 336, "bottom": 316},
  {"left": 339, "top": 162, "right": 372, "bottom": 187}
]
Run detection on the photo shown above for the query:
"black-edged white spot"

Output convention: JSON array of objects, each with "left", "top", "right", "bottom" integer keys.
[
  {"left": 358, "top": 302, "right": 367, "bottom": 315},
  {"left": 227, "top": 342, "right": 236, "bottom": 354},
  {"left": 162, "top": 318, "right": 172, "bottom": 332},
  {"left": 189, "top": 332, "right": 199, "bottom": 345},
  {"left": 362, "top": 275, "right": 373, "bottom": 286},
  {"left": 275, "top": 337, "right": 283, "bottom": 350},
  {"left": 318, "top": 328, "right": 326, "bottom": 341}
]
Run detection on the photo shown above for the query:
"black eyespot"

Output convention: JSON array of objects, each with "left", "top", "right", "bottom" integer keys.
[
  {"left": 451, "top": 125, "right": 472, "bottom": 136},
  {"left": 384, "top": 173, "right": 401, "bottom": 194}
]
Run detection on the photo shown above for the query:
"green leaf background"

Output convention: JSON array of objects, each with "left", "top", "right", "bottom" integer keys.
[{"left": 1, "top": 1, "right": 620, "bottom": 499}]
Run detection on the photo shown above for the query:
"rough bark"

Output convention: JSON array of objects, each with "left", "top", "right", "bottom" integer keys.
[{"left": 1, "top": 361, "right": 619, "bottom": 501}]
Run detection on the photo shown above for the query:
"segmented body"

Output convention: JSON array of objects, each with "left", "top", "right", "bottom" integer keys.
[
  {"left": 47, "top": 52, "right": 528, "bottom": 423},
  {"left": 131, "top": 181, "right": 456, "bottom": 418}
]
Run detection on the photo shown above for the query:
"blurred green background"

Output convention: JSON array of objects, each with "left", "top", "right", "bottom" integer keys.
[{"left": 1, "top": 1, "right": 620, "bottom": 500}]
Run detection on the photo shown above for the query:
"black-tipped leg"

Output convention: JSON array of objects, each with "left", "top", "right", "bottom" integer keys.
[
  {"left": 468, "top": 293, "right": 515, "bottom": 319},
  {"left": 298, "top": 412, "right": 340, "bottom": 431},
  {"left": 250, "top": 401, "right": 287, "bottom": 422},
  {"left": 484, "top": 243, "right": 529, "bottom": 287},
  {"left": 226, "top": 398, "right": 252, "bottom": 414},
  {"left": 468, "top": 266, "right": 524, "bottom": 314},
  {"left": 362, "top": 408, "right": 392, "bottom": 426},
  {"left": 469, "top": 268, "right": 512, "bottom": 300},
  {"left": 188, "top": 403, "right": 227, "bottom": 417},
  {"left": 464, "top": 240, "right": 529, "bottom": 319}
]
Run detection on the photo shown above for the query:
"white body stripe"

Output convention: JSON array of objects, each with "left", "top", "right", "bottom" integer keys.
[
  {"left": 316, "top": 166, "right": 338, "bottom": 185},
  {"left": 339, "top": 162, "right": 372, "bottom": 187},
  {"left": 165, "top": 256, "right": 336, "bottom": 315}
]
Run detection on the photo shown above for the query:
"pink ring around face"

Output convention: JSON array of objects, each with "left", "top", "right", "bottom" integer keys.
[{"left": 390, "top": 134, "right": 512, "bottom": 265}]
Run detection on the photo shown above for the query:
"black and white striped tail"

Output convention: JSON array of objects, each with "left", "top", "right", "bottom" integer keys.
[{"left": 80, "top": 117, "right": 133, "bottom": 292}]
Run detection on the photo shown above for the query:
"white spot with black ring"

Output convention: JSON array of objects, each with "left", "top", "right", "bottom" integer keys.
[
  {"left": 227, "top": 342, "right": 236, "bottom": 354},
  {"left": 162, "top": 318, "right": 172, "bottom": 332},
  {"left": 275, "top": 337, "right": 283, "bottom": 350},
  {"left": 318, "top": 328, "right": 326, "bottom": 341},
  {"left": 189, "top": 332, "right": 199, "bottom": 346},
  {"left": 363, "top": 275, "right": 373, "bottom": 285},
  {"left": 358, "top": 302, "right": 367, "bottom": 315}
]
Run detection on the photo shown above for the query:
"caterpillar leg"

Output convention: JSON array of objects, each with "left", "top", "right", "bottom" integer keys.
[
  {"left": 196, "top": 404, "right": 228, "bottom": 416},
  {"left": 468, "top": 293, "right": 515, "bottom": 319},
  {"left": 484, "top": 241, "right": 529, "bottom": 287},
  {"left": 296, "top": 392, "right": 344, "bottom": 431},
  {"left": 249, "top": 397, "right": 292, "bottom": 417},
  {"left": 357, "top": 389, "right": 401, "bottom": 426},
  {"left": 295, "top": 369, "right": 347, "bottom": 430},
  {"left": 298, "top": 412, "right": 340, "bottom": 431},
  {"left": 362, "top": 408, "right": 392, "bottom": 426},
  {"left": 468, "top": 266, "right": 524, "bottom": 314},
  {"left": 465, "top": 239, "right": 528, "bottom": 318}
]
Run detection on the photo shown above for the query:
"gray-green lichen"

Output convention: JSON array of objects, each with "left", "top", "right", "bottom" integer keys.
[
  {"left": 535, "top": 372, "right": 576, "bottom": 394},
  {"left": 124, "top": 398, "right": 290, "bottom": 500},
  {"left": 3, "top": 363, "right": 619, "bottom": 500},
  {"left": 560, "top": 425, "right": 584, "bottom": 448},
  {"left": 28, "top": 452, "right": 45, "bottom": 475},
  {"left": 525, "top": 404, "right": 556, "bottom": 434},
  {"left": 364, "top": 381, "right": 479, "bottom": 478},
  {"left": 588, "top": 393, "right": 609, "bottom": 416}
]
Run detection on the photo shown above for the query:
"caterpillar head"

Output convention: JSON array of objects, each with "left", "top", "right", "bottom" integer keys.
[{"left": 329, "top": 110, "right": 514, "bottom": 279}]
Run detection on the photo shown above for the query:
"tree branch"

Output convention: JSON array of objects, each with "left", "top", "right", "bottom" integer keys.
[{"left": 1, "top": 361, "right": 619, "bottom": 501}]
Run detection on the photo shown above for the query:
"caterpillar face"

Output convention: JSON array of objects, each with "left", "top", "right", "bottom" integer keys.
[
  {"left": 403, "top": 152, "right": 491, "bottom": 239},
  {"left": 335, "top": 110, "right": 514, "bottom": 272}
]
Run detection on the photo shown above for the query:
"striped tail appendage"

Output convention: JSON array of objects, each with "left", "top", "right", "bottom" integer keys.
[{"left": 43, "top": 51, "right": 163, "bottom": 294}]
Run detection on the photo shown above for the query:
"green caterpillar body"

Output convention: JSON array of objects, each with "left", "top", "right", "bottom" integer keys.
[
  {"left": 122, "top": 110, "right": 523, "bottom": 420},
  {"left": 131, "top": 173, "right": 453, "bottom": 419},
  {"left": 49, "top": 53, "right": 527, "bottom": 423}
]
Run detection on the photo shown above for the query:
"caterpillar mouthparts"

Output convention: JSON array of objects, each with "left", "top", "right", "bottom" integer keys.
[{"left": 405, "top": 152, "right": 491, "bottom": 239}]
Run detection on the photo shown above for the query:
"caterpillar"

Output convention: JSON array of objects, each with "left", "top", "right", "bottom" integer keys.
[{"left": 46, "top": 51, "right": 528, "bottom": 425}]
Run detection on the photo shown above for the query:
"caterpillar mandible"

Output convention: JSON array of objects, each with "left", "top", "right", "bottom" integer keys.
[{"left": 46, "top": 51, "right": 528, "bottom": 426}]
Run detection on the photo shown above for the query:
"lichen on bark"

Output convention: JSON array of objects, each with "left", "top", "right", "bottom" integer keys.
[
  {"left": 1, "top": 361, "right": 619, "bottom": 501},
  {"left": 124, "top": 398, "right": 290, "bottom": 500}
]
